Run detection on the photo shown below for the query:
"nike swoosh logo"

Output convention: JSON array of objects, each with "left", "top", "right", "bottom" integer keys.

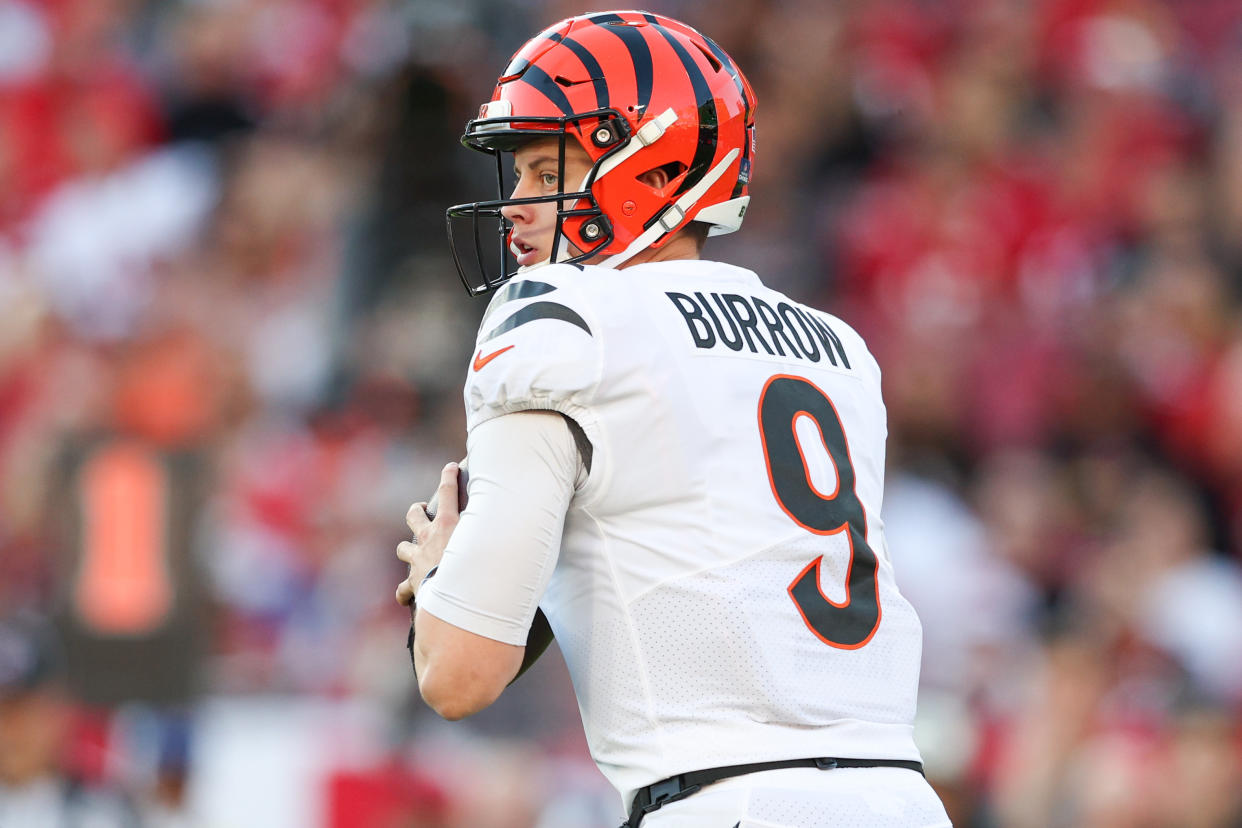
[{"left": 472, "top": 345, "right": 514, "bottom": 372}]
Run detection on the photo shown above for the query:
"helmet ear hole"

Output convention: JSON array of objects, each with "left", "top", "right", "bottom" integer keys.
[{"left": 638, "top": 161, "right": 687, "bottom": 194}]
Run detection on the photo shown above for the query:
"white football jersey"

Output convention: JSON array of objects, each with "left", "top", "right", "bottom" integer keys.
[{"left": 462, "top": 259, "right": 924, "bottom": 805}]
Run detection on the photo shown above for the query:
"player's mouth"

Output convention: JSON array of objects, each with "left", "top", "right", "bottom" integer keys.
[{"left": 509, "top": 235, "right": 545, "bottom": 267}]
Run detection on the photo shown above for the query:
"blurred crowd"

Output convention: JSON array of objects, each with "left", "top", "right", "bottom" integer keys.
[{"left": 0, "top": 0, "right": 1240, "bottom": 826}]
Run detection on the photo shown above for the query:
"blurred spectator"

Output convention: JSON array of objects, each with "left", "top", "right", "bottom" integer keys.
[
  {"left": 1120, "top": 469, "right": 1242, "bottom": 703},
  {"left": 988, "top": 624, "right": 1117, "bottom": 828},
  {"left": 0, "top": 613, "right": 141, "bottom": 827},
  {"left": 885, "top": 468, "right": 1040, "bottom": 701},
  {"left": 26, "top": 144, "right": 216, "bottom": 341},
  {"left": 1154, "top": 705, "right": 1242, "bottom": 828},
  {"left": 155, "top": 3, "right": 257, "bottom": 146}
]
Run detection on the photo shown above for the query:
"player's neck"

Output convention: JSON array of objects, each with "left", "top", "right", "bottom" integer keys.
[{"left": 617, "top": 232, "right": 701, "bottom": 269}]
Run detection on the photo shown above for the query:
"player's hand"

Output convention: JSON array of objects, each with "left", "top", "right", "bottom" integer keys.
[{"left": 395, "top": 462, "right": 463, "bottom": 606}]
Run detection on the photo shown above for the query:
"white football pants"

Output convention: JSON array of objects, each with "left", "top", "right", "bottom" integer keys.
[{"left": 639, "top": 766, "right": 952, "bottom": 828}]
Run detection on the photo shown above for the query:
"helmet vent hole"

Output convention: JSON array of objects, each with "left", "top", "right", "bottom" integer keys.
[{"left": 693, "top": 41, "right": 723, "bottom": 73}]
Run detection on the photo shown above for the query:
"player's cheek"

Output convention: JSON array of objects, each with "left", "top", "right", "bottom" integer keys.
[{"left": 533, "top": 208, "right": 559, "bottom": 248}]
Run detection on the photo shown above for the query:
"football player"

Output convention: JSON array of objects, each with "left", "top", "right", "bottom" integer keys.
[{"left": 395, "top": 11, "right": 951, "bottom": 827}]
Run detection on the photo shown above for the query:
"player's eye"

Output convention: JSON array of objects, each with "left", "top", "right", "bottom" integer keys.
[{"left": 540, "top": 172, "right": 558, "bottom": 188}]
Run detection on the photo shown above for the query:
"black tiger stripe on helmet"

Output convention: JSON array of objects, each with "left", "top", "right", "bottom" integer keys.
[
  {"left": 586, "top": 12, "right": 655, "bottom": 117},
  {"left": 639, "top": 13, "right": 719, "bottom": 197}
]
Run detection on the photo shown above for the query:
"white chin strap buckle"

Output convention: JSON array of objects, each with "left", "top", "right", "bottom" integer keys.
[{"left": 657, "top": 204, "right": 685, "bottom": 233}]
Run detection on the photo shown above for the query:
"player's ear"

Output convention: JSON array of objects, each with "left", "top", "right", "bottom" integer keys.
[
  {"left": 637, "top": 162, "right": 686, "bottom": 192},
  {"left": 637, "top": 167, "right": 669, "bottom": 190}
]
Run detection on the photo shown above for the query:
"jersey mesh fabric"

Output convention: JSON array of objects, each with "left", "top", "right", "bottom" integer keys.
[{"left": 629, "top": 539, "right": 922, "bottom": 738}]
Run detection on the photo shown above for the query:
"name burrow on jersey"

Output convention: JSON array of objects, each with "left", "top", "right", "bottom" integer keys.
[{"left": 666, "top": 291, "right": 852, "bottom": 369}]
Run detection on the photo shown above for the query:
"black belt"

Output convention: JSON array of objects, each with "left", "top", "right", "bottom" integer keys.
[{"left": 623, "top": 756, "right": 925, "bottom": 828}]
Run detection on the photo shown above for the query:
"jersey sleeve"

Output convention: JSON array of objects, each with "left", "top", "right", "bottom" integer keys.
[
  {"left": 463, "top": 265, "right": 603, "bottom": 433},
  {"left": 414, "top": 410, "right": 580, "bottom": 645}
]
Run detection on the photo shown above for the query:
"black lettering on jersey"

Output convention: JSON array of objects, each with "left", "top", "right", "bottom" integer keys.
[
  {"left": 666, "top": 292, "right": 715, "bottom": 348},
  {"left": 793, "top": 307, "right": 850, "bottom": 369},
  {"left": 479, "top": 301, "right": 592, "bottom": 344},
  {"left": 779, "top": 302, "right": 820, "bottom": 362},
  {"left": 664, "top": 291, "right": 853, "bottom": 371},
  {"left": 699, "top": 291, "right": 743, "bottom": 351},
  {"left": 722, "top": 294, "right": 775, "bottom": 355},
  {"left": 752, "top": 297, "right": 802, "bottom": 359}
]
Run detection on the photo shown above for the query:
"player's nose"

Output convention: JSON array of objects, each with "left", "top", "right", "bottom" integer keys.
[
  {"left": 500, "top": 200, "right": 529, "bottom": 224},
  {"left": 501, "top": 183, "right": 536, "bottom": 224}
]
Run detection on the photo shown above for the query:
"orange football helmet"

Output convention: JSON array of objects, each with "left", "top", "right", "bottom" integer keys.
[{"left": 446, "top": 10, "right": 757, "bottom": 295}]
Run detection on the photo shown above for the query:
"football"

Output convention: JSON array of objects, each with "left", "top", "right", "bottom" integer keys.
[{"left": 424, "top": 458, "right": 469, "bottom": 519}]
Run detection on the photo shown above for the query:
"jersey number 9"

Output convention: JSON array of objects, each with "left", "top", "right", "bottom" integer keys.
[{"left": 758, "top": 375, "right": 881, "bottom": 649}]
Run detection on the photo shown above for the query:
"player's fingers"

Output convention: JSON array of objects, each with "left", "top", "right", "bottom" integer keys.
[
  {"left": 395, "top": 540, "right": 417, "bottom": 563},
  {"left": 433, "top": 463, "right": 460, "bottom": 519},
  {"left": 406, "top": 502, "right": 431, "bottom": 533},
  {"left": 395, "top": 578, "right": 415, "bottom": 606}
]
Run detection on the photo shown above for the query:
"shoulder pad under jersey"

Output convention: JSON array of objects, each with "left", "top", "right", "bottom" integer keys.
[{"left": 463, "top": 265, "right": 603, "bottom": 432}]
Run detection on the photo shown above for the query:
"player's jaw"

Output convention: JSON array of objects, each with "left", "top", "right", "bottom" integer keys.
[
  {"left": 508, "top": 223, "right": 556, "bottom": 268},
  {"left": 507, "top": 210, "right": 593, "bottom": 269}
]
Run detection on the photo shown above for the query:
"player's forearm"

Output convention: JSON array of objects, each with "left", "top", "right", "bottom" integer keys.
[
  {"left": 412, "top": 604, "right": 523, "bottom": 719},
  {"left": 411, "top": 607, "right": 456, "bottom": 717}
]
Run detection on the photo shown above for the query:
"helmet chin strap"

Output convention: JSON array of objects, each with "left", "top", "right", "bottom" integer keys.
[{"left": 597, "top": 147, "right": 740, "bottom": 270}]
